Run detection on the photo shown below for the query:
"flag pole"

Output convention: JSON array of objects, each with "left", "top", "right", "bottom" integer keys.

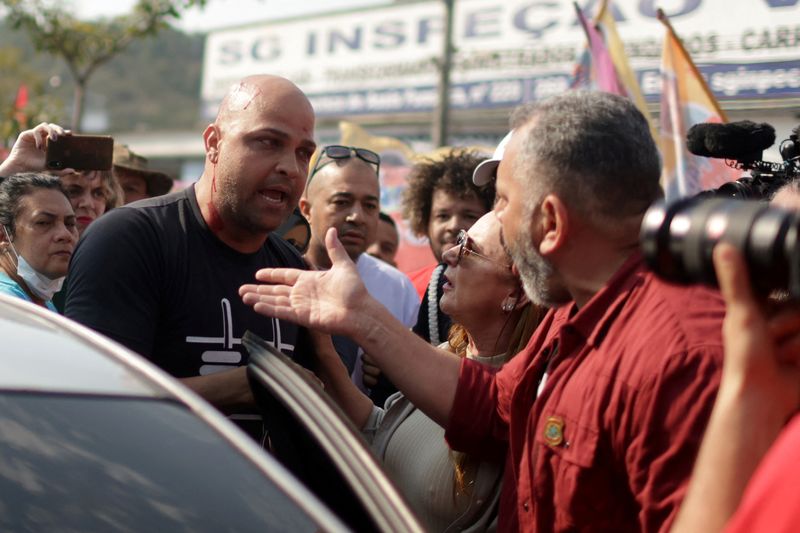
[{"left": 656, "top": 8, "right": 728, "bottom": 121}]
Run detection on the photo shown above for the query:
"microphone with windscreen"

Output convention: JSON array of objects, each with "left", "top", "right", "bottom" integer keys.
[
  {"left": 684, "top": 120, "right": 798, "bottom": 200},
  {"left": 686, "top": 121, "right": 776, "bottom": 163},
  {"left": 640, "top": 121, "right": 800, "bottom": 298}
]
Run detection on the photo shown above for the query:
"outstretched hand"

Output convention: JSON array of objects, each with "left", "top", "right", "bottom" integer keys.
[
  {"left": 240, "top": 227, "right": 371, "bottom": 337},
  {"left": 713, "top": 242, "right": 800, "bottom": 416},
  {"left": 0, "top": 122, "right": 70, "bottom": 176}
]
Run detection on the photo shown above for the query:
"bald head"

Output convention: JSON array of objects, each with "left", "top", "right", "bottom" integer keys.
[
  {"left": 216, "top": 75, "right": 314, "bottom": 135},
  {"left": 305, "top": 158, "right": 377, "bottom": 200},
  {"left": 197, "top": 74, "right": 317, "bottom": 253},
  {"left": 300, "top": 158, "right": 381, "bottom": 267}
]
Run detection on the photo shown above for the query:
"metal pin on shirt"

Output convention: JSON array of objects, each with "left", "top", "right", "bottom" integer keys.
[{"left": 543, "top": 415, "right": 565, "bottom": 447}]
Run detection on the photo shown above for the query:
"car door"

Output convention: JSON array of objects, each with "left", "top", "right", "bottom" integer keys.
[{"left": 243, "top": 331, "right": 424, "bottom": 533}]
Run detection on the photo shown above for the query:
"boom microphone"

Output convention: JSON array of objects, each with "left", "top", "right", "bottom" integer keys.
[{"left": 686, "top": 121, "right": 776, "bottom": 162}]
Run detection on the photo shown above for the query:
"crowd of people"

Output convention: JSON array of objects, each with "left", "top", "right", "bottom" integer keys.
[{"left": 1, "top": 73, "right": 799, "bottom": 532}]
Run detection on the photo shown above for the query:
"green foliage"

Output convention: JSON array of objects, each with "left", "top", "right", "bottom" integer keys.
[
  {"left": 0, "top": 44, "right": 65, "bottom": 145},
  {"left": 0, "top": 19, "right": 204, "bottom": 142},
  {"left": 0, "top": 0, "right": 207, "bottom": 130},
  {"left": 2, "top": 0, "right": 203, "bottom": 80},
  {"left": 91, "top": 27, "right": 205, "bottom": 131}
]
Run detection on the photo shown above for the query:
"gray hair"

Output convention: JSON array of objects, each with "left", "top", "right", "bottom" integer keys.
[
  {"left": 0, "top": 172, "right": 68, "bottom": 237},
  {"left": 510, "top": 92, "right": 662, "bottom": 222}
]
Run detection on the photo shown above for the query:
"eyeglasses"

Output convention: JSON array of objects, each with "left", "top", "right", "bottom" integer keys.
[
  {"left": 308, "top": 145, "right": 381, "bottom": 180},
  {"left": 455, "top": 229, "right": 512, "bottom": 270}
]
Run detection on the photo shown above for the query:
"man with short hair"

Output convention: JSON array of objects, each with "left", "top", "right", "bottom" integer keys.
[
  {"left": 66, "top": 75, "right": 316, "bottom": 442},
  {"left": 112, "top": 144, "right": 173, "bottom": 204},
  {"left": 366, "top": 212, "right": 400, "bottom": 267},
  {"left": 240, "top": 92, "right": 726, "bottom": 530},
  {"left": 300, "top": 147, "right": 418, "bottom": 401}
]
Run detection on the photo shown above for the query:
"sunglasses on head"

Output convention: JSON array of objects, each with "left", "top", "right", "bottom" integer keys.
[
  {"left": 455, "top": 229, "right": 512, "bottom": 270},
  {"left": 309, "top": 145, "right": 381, "bottom": 180}
]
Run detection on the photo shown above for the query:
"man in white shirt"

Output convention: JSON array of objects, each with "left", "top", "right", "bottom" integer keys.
[{"left": 300, "top": 145, "right": 419, "bottom": 402}]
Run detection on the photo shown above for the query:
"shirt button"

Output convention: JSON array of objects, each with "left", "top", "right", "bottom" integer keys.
[{"left": 523, "top": 501, "right": 530, "bottom": 512}]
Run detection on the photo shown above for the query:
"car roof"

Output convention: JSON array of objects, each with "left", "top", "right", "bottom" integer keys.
[{"left": 0, "top": 293, "right": 166, "bottom": 397}]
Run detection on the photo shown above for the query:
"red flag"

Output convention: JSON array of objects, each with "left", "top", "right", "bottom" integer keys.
[
  {"left": 14, "top": 84, "right": 29, "bottom": 109},
  {"left": 14, "top": 84, "right": 29, "bottom": 126}
]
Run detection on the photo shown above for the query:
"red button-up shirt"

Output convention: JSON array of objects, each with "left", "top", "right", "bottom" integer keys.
[{"left": 446, "top": 253, "right": 725, "bottom": 532}]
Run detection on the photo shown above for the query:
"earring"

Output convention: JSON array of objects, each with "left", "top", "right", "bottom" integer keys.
[{"left": 501, "top": 296, "right": 517, "bottom": 312}]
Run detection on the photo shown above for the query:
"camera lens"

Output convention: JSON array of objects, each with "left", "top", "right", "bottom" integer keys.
[
  {"left": 640, "top": 198, "right": 800, "bottom": 297},
  {"left": 714, "top": 178, "right": 757, "bottom": 200}
]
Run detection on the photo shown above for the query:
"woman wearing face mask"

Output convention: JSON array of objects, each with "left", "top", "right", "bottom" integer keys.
[{"left": 0, "top": 173, "right": 78, "bottom": 311}]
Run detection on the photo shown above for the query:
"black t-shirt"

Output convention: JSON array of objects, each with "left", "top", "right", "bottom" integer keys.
[{"left": 65, "top": 186, "right": 306, "bottom": 417}]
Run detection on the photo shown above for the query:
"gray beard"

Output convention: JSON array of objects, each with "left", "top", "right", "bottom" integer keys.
[{"left": 505, "top": 230, "right": 571, "bottom": 308}]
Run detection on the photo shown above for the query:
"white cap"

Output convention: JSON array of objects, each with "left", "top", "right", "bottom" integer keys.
[{"left": 472, "top": 130, "right": 513, "bottom": 186}]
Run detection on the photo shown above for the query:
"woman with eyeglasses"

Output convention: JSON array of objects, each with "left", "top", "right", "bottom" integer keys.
[
  {"left": 309, "top": 212, "right": 544, "bottom": 532},
  {"left": 0, "top": 173, "right": 78, "bottom": 311}
]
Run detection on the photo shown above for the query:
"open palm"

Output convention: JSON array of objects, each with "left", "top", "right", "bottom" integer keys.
[{"left": 240, "top": 228, "right": 370, "bottom": 338}]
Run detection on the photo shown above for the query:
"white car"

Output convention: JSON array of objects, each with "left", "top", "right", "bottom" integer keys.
[{"left": 0, "top": 293, "right": 422, "bottom": 532}]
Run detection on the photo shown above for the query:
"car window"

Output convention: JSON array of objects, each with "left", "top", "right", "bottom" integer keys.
[{"left": 0, "top": 392, "right": 325, "bottom": 532}]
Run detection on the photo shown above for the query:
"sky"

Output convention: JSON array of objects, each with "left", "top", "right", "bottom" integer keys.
[{"left": 72, "top": 0, "right": 390, "bottom": 32}]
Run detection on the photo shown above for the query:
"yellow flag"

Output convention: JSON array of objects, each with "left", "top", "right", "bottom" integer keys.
[
  {"left": 658, "top": 10, "right": 740, "bottom": 199},
  {"left": 338, "top": 121, "right": 416, "bottom": 161}
]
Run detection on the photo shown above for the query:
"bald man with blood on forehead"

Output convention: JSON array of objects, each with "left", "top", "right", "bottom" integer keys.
[{"left": 65, "top": 75, "right": 317, "bottom": 443}]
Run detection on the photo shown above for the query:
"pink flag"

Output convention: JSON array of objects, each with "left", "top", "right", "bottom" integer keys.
[{"left": 574, "top": 2, "right": 626, "bottom": 96}]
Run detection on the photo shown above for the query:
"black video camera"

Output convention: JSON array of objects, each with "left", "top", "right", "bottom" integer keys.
[
  {"left": 640, "top": 196, "right": 800, "bottom": 298},
  {"left": 640, "top": 123, "right": 800, "bottom": 298},
  {"left": 689, "top": 121, "right": 800, "bottom": 200}
]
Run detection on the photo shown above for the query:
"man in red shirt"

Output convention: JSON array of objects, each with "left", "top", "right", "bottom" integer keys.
[
  {"left": 241, "top": 92, "right": 725, "bottom": 531},
  {"left": 671, "top": 244, "right": 800, "bottom": 531}
]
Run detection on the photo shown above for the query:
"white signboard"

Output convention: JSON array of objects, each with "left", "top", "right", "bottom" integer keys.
[{"left": 201, "top": 0, "right": 800, "bottom": 117}]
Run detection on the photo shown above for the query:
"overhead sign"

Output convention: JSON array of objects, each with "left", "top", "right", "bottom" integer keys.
[{"left": 201, "top": 0, "right": 800, "bottom": 117}]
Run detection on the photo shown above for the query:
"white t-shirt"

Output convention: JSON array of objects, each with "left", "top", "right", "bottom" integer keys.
[{"left": 352, "top": 253, "right": 420, "bottom": 391}]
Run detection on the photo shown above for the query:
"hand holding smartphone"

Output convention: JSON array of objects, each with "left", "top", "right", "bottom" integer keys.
[{"left": 45, "top": 135, "right": 114, "bottom": 171}]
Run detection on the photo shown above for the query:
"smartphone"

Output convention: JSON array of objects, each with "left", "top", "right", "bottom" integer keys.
[
  {"left": 45, "top": 135, "right": 114, "bottom": 171},
  {"left": 275, "top": 208, "right": 311, "bottom": 254}
]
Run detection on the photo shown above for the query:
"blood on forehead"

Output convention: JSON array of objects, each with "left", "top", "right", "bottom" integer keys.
[{"left": 225, "top": 83, "right": 262, "bottom": 112}]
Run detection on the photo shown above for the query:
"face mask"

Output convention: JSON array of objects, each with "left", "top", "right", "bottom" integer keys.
[{"left": 2, "top": 225, "right": 65, "bottom": 301}]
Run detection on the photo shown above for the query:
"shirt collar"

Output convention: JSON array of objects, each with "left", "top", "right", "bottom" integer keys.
[{"left": 558, "top": 251, "right": 647, "bottom": 348}]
